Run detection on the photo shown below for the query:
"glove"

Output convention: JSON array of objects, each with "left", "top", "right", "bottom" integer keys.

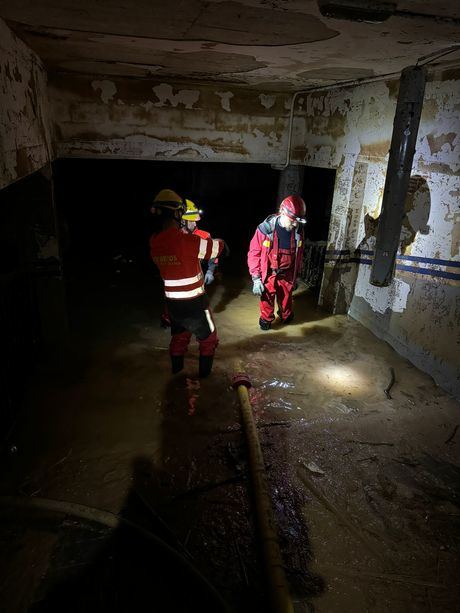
[
  {"left": 204, "top": 270, "right": 214, "bottom": 285},
  {"left": 252, "top": 278, "right": 264, "bottom": 296}
]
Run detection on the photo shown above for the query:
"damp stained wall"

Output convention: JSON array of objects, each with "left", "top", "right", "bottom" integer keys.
[
  {"left": 0, "top": 18, "right": 52, "bottom": 189},
  {"left": 299, "top": 68, "right": 460, "bottom": 398},
  {"left": 48, "top": 74, "right": 304, "bottom": 165}
]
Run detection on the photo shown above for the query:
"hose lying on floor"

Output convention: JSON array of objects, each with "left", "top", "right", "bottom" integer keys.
[{"left": 232, "top": 363, "right": 294, "bottom": 613}]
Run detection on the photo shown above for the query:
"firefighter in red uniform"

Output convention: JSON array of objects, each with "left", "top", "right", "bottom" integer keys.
[
  {"left": 247, "top": 195, "right": 306, "bottom": 330},
  {"left": 159, "top": 198, "right": 217, "bottom": 327},
  {"left": 182, "top": 199, "right": 218, "bottom": 286},
  {"left": 150, "top": 189, "right": 226, "bottom": 377}
]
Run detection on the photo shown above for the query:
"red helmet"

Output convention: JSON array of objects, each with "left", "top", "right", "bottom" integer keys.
[{"left": 279, "top": 195, "right": 306, "bottom": 224}]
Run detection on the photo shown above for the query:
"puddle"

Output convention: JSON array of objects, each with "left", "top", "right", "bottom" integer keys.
[
  {"left": 260, "top": 378, "right": 295, "bottom": 390},
  {"left": 325, "top": 399, "right": 358, "bottom": 414},
  {"left": 266, "top": 397, "right": 297, "bottom": 411}
]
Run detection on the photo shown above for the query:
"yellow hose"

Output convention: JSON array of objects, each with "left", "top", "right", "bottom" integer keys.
[{"left": 232, "top": 363, "right": 294, "bottom": 613}]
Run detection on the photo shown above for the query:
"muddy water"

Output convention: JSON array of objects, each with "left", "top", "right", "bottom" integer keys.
[{"left": 0, "top": 273, "right": 459, "bottom": 612}]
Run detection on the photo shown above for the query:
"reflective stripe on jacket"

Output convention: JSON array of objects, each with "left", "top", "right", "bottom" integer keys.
[
  {"left": 193, "top": 228, "right": 218, "bottom": 273},
  {"left": 247, "top": 214, "right": 303, "bottom": 283},
  {"left": 150, "top": 227, "right": 223, "bottom": 299}
]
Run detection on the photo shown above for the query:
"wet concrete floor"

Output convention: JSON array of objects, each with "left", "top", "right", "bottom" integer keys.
[{"left": 0, "top": 268, "right": 459, "bottom": 612}]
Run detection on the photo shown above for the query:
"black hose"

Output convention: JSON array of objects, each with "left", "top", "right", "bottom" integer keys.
[
  {"left": 0, "top": 495, "right": 234, "bottom": 613},
  {"left": 384, "top": 367, "right": 396, "bottom": 399}
]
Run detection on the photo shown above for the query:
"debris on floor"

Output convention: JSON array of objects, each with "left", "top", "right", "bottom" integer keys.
[{"left": 0, "top": 278, "right": 459, "bottom": 612}]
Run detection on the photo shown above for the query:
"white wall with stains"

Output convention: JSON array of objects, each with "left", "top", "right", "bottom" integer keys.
[
  {"left": 2, "top": 13, "right": 458, "bottom": 395},
  {"left": 0, "top": 18, "right": 52, "bottom": 189},
  {"left": 49, "top": 74, "right": 296, "bottom": 164},
  {"left": 300, "top": 67, "right": 460, "bottom": 397}
]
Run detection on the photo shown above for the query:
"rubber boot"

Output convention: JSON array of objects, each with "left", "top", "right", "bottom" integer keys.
[
  {"left": 259, "top": 317, "right": 271, "bottom": 331},
  {"left": 277, "top": 310, "right": 294, "bottom": 324},
  {"left": 171, "top": 355, "right": 184, "bottom": 374},
  {"left": 199, "top": 355, "right": 214, "bottom": 378}
]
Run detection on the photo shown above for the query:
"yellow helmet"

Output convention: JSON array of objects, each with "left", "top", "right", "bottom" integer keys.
[
  {"left": 182, "top": 199, "right": 203, "bottom": 222},
  {"left": 152, "top": 189, "right": 185, "bottom": 214}
]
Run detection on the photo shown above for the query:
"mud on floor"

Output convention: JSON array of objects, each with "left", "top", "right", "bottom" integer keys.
[{"left": 0, "top": 275, "right": 459, "bottom": 612}]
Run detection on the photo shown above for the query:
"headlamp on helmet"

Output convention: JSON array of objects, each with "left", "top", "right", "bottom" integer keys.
[
  {"left": 279, "top": 194, "right": 306, "bottom": 224},
  {"left": 182, "top": 199, "right": 203, "bottom": 222}
]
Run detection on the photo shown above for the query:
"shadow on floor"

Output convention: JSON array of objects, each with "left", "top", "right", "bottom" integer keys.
[
  {"left": 209, "top": 273, "right": 247, "bottom": 314},
  {"left": 0, "top": 457, "right": 233, "bottom": 613}
]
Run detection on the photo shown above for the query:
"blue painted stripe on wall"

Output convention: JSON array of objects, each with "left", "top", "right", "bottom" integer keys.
[
  {"left": 326, "top": 249, "right": 460, "bottom": 268},
  {"left": 350, "top": 258, "right": 373, "bottom": 265},
  {"left": 325, "top": 249, "right": 350, "bottom": 255},
  {"left": 397, "top": 254, "right": 460, "bottom": 267},
  {"left": 324, "top": 258, "right": 460, "bottom": 280},
  {"left": 395, "top": 264, "right": 460, "bottom": 280}
]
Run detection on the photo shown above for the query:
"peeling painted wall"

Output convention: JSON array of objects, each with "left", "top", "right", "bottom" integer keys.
[
  {"left": 0, "top": 18, "right": 52, "bottom": 189},
  {"left": 49, "top": 75, "right": 296, "bottom": 164},
  {"left": 301, "top": 68, "right": 460, "bottom": 397}
]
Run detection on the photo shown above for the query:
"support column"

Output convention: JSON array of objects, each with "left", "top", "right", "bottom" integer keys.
[
  {"left": 33, "top": 165, "right": 69, "bottom": 346},
  {"left": 276, "top": 164, "right": 304, "bottom": 204}
]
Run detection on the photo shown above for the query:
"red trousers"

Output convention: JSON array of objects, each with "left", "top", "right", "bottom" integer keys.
[
  {"left": 260, "top": 272, "right": 294, "bottom": 322},
  {"left": 170, "top": 328, "right": 218, "bottom": 357},
  {"left": 167, "top": 296, "right": 218, "bottom": 357}
]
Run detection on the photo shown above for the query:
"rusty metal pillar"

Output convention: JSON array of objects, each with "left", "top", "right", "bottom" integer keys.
[{"left": 370, "top": 65, "right": 427, "bottom": 287}]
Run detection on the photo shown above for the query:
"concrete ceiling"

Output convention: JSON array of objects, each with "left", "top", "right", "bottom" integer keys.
[{"left": 1, "top": 1, "right": 459, "bottom": 90}]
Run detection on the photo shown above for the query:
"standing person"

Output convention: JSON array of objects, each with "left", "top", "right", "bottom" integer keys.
[
  {"left": 159, "top": 198, "right": 218, "bottom": 328},
  {"left": 150, "top": 189, "right": 226, "bottom": 377},
  {"left": 247, "top": 195, "right": 306, "bottom": 330},
  {"left": 182, "top": 199, "right": 218, "bottom": 286}
]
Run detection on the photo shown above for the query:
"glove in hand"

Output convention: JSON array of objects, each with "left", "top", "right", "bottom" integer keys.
[
  {"left": 204, "top": 270, "right": 214, "bottom": 285},
  {"left": 252, "top": 278, "right": 264, "bottom": 296}
]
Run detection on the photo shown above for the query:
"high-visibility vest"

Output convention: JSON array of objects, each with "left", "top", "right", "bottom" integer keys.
[{"left": 150, "top": 227, "right": 223, "bottom": 299}]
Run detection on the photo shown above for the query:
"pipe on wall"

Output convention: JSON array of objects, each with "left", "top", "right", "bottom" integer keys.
[
  {"left": 275, "top": 45, "right": 458, "bottom": 173},
  {"left": 274, "top": 70, "right": 403, "bottom": 171},
  {"left": 370, "top": 65, "right": 427, "bottom": 287}
]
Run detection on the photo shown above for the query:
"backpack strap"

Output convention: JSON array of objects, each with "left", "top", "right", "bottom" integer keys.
[{"left": 257, "top": 215, "right": 277, "bottom": 240}]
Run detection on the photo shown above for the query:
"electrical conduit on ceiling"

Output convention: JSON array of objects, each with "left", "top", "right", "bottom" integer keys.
[{"left": 277, "top": 44, "right": 460, "bottom": 171}]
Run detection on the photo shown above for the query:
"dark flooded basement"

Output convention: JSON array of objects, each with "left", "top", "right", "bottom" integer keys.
[{"left": 1, "top": 265, "right": 459, "bottom": 612}]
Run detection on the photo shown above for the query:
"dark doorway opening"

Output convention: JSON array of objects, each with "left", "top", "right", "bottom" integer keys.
[
  {"left": 53, "top": 158, "right": 281, "bottom": 339},
  {"left": 300, "top": 165, "right": 336, "bottom": 295},
  {"left": 0, "top": 171, "right": 49, "bottom": 442},
  {"left": 54, "top": 158, "right": 280, "bottom": 277}
]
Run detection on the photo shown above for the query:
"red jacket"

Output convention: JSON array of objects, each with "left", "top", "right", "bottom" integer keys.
[
  {"left": 247, "top": 215, "right": 303, "bottom": 283},
  {"left": 150, "top": 227, "right": 223, "bottom": 300},
  {"left": 193, "top": 228, "right": 210, "bottom": 240},
  {"left": 193, "top": 228, "right": 218, "bottom": 273}
]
